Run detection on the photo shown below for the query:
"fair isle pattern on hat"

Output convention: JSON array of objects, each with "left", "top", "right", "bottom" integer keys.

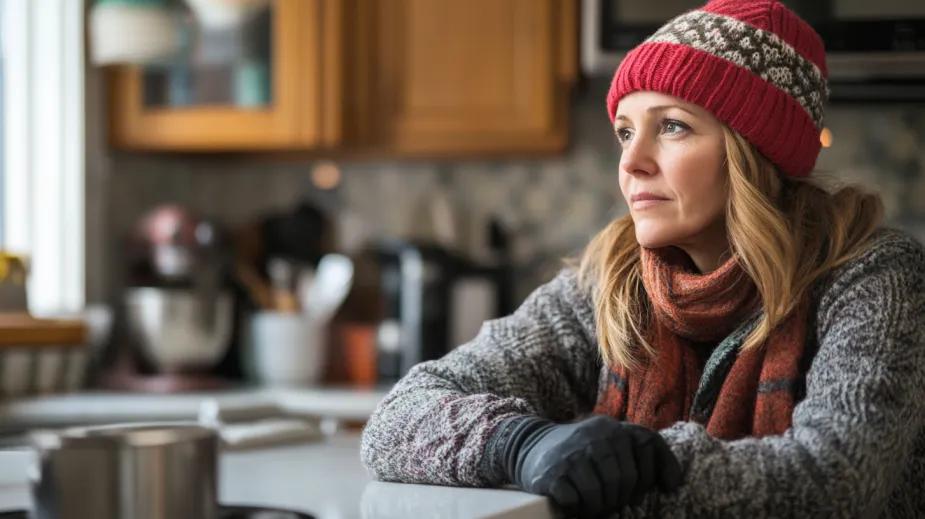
[
  {"left": 645, "top": 10, "right": 828, "bottom": 128},
  {"left": 606, "top": 0, "right": 829, "bottom": 178}
]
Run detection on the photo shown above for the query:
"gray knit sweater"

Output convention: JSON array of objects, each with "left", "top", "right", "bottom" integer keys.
[{"left": 361, "top": 228, "right": 925, "bottom": 518}]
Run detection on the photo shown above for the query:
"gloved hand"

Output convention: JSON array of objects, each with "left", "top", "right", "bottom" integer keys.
[{"left": 499, "top": 414, "right": 683, "bottom": 518}]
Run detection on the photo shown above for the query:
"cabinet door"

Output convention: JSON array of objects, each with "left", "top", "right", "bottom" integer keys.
[
  {"left": 365, "top": 0, "right": 573, "bottom": 155},
  {"left": 109, "top": 0, "right": 342, "bottom": 151}
]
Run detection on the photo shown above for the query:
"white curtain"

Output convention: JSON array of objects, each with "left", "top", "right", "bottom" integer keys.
[{"left": 1, "top": 0, "right": 85, "bottom": 316}]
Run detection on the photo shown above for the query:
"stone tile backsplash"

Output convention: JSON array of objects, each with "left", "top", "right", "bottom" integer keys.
[{"left": 98, "top": 78, "right": 925, "bottom": 304}]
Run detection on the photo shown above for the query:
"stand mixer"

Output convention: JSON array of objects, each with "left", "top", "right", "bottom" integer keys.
[{"left": 105, "top": 205, "right": 235, "bottom": 392}]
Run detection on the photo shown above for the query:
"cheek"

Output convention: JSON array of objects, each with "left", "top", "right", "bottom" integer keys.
[
  {"left": 674, "top": 156, "right": 727, "bottom": 217},
  {"left": 678, "top": 175, "right": 724, "bottom": 212},
  {"left": 618, "top": 171, "right": 633, "bottom": 203}
]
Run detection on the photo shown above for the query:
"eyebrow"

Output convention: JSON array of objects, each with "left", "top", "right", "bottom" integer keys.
[{"left": 615, "top": 104, "right": 697, "bottom": 122}]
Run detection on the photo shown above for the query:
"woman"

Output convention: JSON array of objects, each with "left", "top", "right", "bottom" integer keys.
[{"left": 360, "top": 0, "right": 925, "bottom": 517}]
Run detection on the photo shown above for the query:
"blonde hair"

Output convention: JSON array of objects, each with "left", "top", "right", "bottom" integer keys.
[{"left": 575, "top": 126, "right": 884, "bottom": 371}]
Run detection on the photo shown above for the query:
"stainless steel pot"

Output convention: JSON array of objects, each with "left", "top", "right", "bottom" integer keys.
[{"left": 30, "top": 423, "right": 218, "bottom": 519}]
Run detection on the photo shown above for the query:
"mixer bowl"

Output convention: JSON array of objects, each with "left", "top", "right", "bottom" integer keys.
[{"left": 125, "top": 288, "right": 233, "bottom": 373}]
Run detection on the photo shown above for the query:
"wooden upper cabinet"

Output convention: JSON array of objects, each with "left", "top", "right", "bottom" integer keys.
[
  {"left": 358, "top": 0, "right": 577, "bottom": 155},
  {"left": 106, "top": 0, "right": 576, "bottom": 155},
  {"left": 109, "top": 0, "right": 343, "bottom": 151}
]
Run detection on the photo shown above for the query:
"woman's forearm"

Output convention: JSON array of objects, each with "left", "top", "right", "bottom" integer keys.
[{"left": 360, "top": 269, "right": 602, "bottom": 486}]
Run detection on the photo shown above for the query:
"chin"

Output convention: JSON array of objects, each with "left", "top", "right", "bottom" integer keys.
[
  {"left": 634, "top": 232, "right": 675, "bottom": 249},
  {"left": 632, "top": 221, "right": 677, "bottom": 249}
]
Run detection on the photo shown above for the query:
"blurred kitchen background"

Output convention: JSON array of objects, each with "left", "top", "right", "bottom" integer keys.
[{"left": 1, "top": 0, "right": 924, "bottom": 407}]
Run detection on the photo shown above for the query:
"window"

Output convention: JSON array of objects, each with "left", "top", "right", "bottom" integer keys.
[
  {"left": 0, "top": 0, "right": 5, "bottom": 245},
  {"left": 1, "top": 0, "right": 85, "bottom": 316}
]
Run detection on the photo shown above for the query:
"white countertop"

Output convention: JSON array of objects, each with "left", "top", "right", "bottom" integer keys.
[
  {"left": 0, "top": 386, "right": 388, "bottom": 431},
  {"left": 0, "top": 433, "right": 554, "bottom": 519}
]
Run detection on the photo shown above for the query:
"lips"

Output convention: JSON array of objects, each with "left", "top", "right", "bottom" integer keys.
[{"left": 630, "top": 192, "right": 670, "bottom": 202}]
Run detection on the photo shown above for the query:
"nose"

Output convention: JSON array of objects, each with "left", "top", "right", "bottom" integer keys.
[{"left": 619, "top": 132, "right": 658, "bottom": 177}]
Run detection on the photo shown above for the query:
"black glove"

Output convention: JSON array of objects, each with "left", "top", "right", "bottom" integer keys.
[{"left": 499, "top": 415, "right": 683, "bottom": 518}]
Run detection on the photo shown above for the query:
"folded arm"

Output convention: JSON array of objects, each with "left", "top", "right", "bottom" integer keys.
[{"left": 360, "top": 269, "right": 602, "bottom": 486}]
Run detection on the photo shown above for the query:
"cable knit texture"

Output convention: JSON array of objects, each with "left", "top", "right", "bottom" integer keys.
[{"left": 360, "top": 227, "right": 925, "bottom": 517}]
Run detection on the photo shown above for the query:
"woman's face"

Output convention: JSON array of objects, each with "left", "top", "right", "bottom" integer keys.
[{"left": 614, "top": 91, "right": 729, "bottom": 268}]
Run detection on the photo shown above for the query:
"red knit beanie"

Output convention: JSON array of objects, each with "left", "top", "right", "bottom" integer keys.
[{"left": 606, "top": 0, "right": 828, "bottom": 177}]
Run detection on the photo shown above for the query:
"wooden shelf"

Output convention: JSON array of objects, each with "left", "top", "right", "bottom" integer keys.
[{"left": 0, "top": 313, "right": 86, "bottom": 347}]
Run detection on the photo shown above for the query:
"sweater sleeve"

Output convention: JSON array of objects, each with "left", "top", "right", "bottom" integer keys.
[
  {"left": 620, "top": 230, "right": 925, "bottom": 518},
  {"left": 360, "top": 267, "right": 602, "bottom": 486}
]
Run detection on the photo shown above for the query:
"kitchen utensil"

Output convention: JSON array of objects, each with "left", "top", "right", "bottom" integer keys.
[
  {"left": 234, "top": 261, "right": 273, "bottom": 309},
  {"left": 29, "top": 423, "right": 218, "bottom": 519},
  {"left": 296, "top": 264, "right": 315, "bottom": 314},
  {"left": 267, "top": 257, "right": 299, "bottom": 313},
  {"left": 125, "top": 287, "right": 233, "bottom": 373},
  {"left": 246, "top": 311, "right": 326, "bottom": 386},
  {"left": 231, "top": 222, "right": 274, "bottom": 309},
  {"left": 303, "top": 254, "right": 353, "bottom": 323}
]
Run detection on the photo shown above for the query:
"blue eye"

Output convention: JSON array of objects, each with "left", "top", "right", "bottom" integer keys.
[
  {"left": 662, "top": 119, "right": 689, "bottom": 135},
  {"left": 615, "top": 119, "right": 688, "bottom": 145}
]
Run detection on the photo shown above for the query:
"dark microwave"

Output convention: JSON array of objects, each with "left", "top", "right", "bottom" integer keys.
[{"left": 581, "top": 0, "right": 925, "bottom": 101}]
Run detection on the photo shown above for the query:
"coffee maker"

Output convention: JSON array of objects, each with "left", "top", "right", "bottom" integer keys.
[{"left": 373, "top": 238, "right": 512, "bottom": 383}]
